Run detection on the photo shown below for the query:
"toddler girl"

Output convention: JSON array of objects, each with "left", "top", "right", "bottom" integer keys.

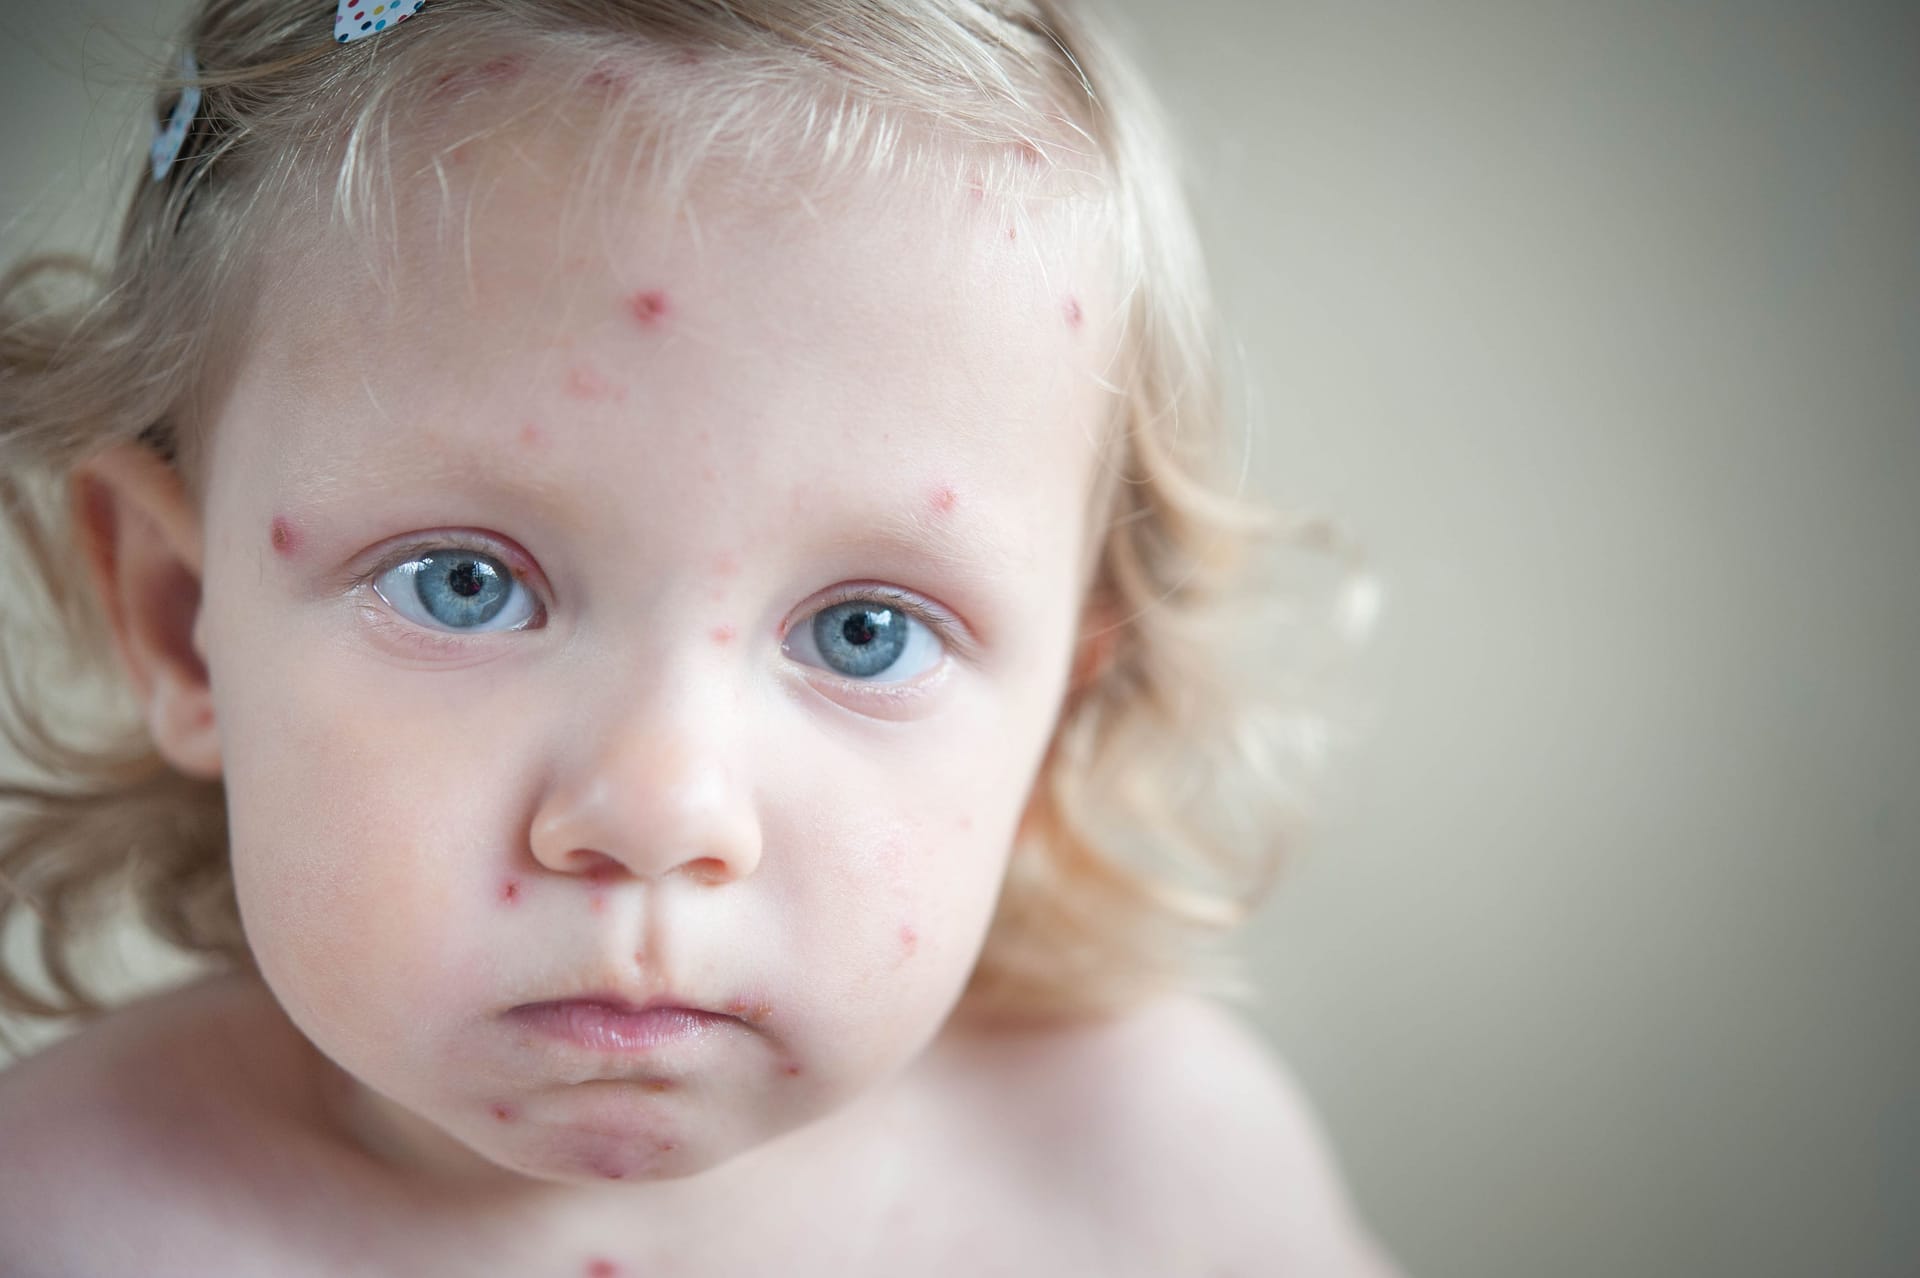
[{"left": 0, "top": 1, "right": 1395, "bottom": 1273}]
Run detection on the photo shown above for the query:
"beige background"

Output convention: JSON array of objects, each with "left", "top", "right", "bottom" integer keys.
[{"left": 3, "top": 3, "right": 1916, "bottom": 1276}]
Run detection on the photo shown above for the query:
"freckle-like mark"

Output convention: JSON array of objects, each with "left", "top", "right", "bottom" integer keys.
[
  {"left": 626, "top": 290, "right": 670, "bottom": 327},
  {"left": 269, "top": 516, "right": 298, "bottom": 556},
  {"left": 500, "top": 879, "right": 521, "bottom": 905},
  {"left": 1064, "top": 296, "right": 1084, "bottom": 330},
  {"left": 490, "top": 1103, "right": 517, "bottom": 1123},
  {"left": 1006, "top": 225, "right": 1018, "bottom": 241},
  {"left": 710, "top": 625, "right": 735, "bottom": 647},
  {"left": 642, "top": 1079, "right": 674, "bottom": 1095},
  {"left": 929, "top": 485, "right": 957, "bottom": 515}
]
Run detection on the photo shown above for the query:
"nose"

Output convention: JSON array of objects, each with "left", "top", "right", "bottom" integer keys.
[{"left": 528, "top": 699, "right": 763, "bottom": 887}]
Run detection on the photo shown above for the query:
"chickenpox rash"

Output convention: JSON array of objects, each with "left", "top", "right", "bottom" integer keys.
[
  {"left": 711, "top": 552, "right": 740, "bottom": 576},
  {"left": 929, "top": 484, "right": 958, "bottom": 515},
  {"left": 781, "top": 1062, "right": 803, "bottom": 1078},
  {"left": 626, "top": 289, "right": 671, "bottom": 327},
  {"left": 899, "top": 923, "right": 919, "bottom": 956},
  {"left": 710, "top": 624, "right": 735, "bottom": 646},
  {"left": 957, "top": 814, "right": 973, "bottom": 831},
  {"left": 585, "top": 1260, "right": 621, "bottom": 1278},
  {"left": 519, "top": 422, "right": 547, "bottom": 450},
  {"left": 565, "top": 364, "right": 627, "bottom": 402},
  {"left": 499, "top": 878, "right": 522, "bottom": 906},
  {"left": 490, "top": 1103, "right": 517, "bottom": 1123},
  {"left": 1064, "top": 296, "right": 1084, "bottom": 330},
  {"left": 725, "top": 996, "right": 774, "bottom": 1026},
  {"left": 268, "top": 516, "right": 299, "bottom": 556}
]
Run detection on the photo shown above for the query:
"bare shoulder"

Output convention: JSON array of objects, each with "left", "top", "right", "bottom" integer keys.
[
  {"left": 0, "top": 972, "right": 327, "bottom": 1274},
  {"left": 937, "top": 993, "right": 1405, "bottom": 1277}
]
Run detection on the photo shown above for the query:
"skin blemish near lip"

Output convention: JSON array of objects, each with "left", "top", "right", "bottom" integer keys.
[
  {"left": 626, "top": 289, "right": 671, "bottom": 327},
  {"left": 268, "top": 516, "right": 299, "bottom": 556},
  {"left": 499, "top": 879, "right": 522, "bottom": 905}
]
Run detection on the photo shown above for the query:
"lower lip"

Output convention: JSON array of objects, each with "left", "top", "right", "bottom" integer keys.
[{"left": 508, "top": 1002, "right": 733, "bottom": 1052}]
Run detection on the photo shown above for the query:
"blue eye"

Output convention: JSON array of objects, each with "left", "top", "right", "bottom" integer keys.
[
  {"left": 370, "top": 547, "right": 539, "bottom": 634},
  {"left": 786, "top": 593, "right": 948, "bottom": 684}
]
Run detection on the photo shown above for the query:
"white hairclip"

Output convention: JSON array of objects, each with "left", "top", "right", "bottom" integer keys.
[{"left": 149, "top": 49, "right": 202, "bottom": 182}]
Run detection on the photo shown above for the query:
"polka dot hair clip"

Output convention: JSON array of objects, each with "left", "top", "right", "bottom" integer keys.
[
  {"left": 336, "top": 0, "right": 428, "bottom": 44},
  {"left": 149, "top": 50, "right": 201, "bottom": 182}
]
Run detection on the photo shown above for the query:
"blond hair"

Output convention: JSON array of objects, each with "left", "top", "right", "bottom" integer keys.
[{"left": 0, "top": 0, "right": 1377, "bottom": 1051}]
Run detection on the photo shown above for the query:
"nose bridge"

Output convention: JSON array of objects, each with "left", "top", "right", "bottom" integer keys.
[{"left": 529, "top": 656, "right": 761, "bottom": 885}]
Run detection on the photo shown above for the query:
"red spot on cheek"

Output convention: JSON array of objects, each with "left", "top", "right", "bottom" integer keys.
[
  {"left": 269, "top": 516, "right": 299, "bottom": 556},
  {"left": 626, "top": 290, "right": 670, "bottom": 327},
  {"left": 499, "top": 879, "right": 521, "bottom": 905},
  {"left": 1064, "top": 296, "right": 1084, "bottom": 330},
  {"left": 490, "top": 1103, "right": 517, "bottom": 1123}
]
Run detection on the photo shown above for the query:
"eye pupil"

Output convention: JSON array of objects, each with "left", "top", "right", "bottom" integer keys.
[
  {"left": 840, "top": 611, "right": 882, "bottom": 646},
  {"left": 814, "top": 602, "right": 909, "bottom": 678},
  {"left": 448, "top": 560, "right": 485, "bottom": 598}
]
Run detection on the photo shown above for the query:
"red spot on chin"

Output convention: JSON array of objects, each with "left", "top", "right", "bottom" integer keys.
[
  {"left": 490, "top": 1103, "right": 517, "bottom": 1123},
  {"left": 929, "top": 485, "right": 958, "bottom": 515},
  {"left": 626, "top": 290, "right": 670, "bottom": 327},
  {"left": 1064, "top": 296, "right": 1084, "bottom": 329},
  {"left": 269, "top": 516, "right": 298, "bottom": 556},
  {"left": 499, "top": 879, "right": 521, "bottom": 905},
  {"left": 710, "top": 624, "right": 735, "bottom": 646}
]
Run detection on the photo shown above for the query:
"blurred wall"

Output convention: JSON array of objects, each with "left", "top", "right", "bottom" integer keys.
[{"left": 2, "top": 3, "right": 1916, "bottom": 1277}]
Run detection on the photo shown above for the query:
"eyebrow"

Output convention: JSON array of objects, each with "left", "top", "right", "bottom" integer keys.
[{"left": 849, "top": 499, "right": 1027, "bottom": 587}]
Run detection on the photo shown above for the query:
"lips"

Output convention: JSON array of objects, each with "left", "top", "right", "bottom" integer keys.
[{"left": 506, "top": 995, "right": 736, "bottom": 1053}]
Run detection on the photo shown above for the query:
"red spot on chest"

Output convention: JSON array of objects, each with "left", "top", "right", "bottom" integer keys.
[
  {"left": 626, "top": 290, "right": 671, "bottom": 327},
  {"left": 268, "top": 516, "right": 299, "bottom": 556}
]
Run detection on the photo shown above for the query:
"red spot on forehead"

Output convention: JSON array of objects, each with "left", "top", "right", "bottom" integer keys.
[
  {"left": 626, "top": 290, "right": 670, "bottom": 327},
  {"left": 1064, "top": 296, "right": 1083, "bottom": 330},
  {"left": 929, "top": 485, "right": 958, "bottom": 515},
  {"left": 499, "top": 879, "right": 521, "bottom": 905},
  {"left": 268, "top": 516, "right": 299, "bottom": 556}
]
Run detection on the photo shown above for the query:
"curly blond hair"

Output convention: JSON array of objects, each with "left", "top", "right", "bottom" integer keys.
[{"left": 0, "top": 0, "right": 1378, "bottom": 1054}]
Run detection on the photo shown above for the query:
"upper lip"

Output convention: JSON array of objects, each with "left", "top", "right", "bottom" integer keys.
[{"left": 514, "top": 991, "right": 727, "bottom": 1017}]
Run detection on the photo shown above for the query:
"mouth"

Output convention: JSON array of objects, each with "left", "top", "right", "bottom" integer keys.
[{"left": 506, "top": 995, "right": 738, "bottom": 1053}]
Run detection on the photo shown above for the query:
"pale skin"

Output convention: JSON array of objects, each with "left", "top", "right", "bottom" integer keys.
[{"left": 0, "top": 101, "right": 1403, "bottom": 1276}]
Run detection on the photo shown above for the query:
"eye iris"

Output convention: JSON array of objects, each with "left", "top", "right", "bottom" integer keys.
[
  {"left": 413, "top": 552, "right": 511, "bottom": 627},
  {"left": 814, "top": 602, "right": 908, "bottom": 678}
]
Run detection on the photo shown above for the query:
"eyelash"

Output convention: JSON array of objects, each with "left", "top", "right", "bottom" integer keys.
[{"left": 347, "top": 534, "right": 965, "bottom": 684}]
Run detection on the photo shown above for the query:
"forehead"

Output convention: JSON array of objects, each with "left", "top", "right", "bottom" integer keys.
[{"left": 240, "top": 104, "right": 1119, "bottom": 551}]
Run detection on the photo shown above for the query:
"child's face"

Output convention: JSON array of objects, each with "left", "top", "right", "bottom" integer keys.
[{"left": 192, "top": 116, "right": 1112, "bottom": 1186}]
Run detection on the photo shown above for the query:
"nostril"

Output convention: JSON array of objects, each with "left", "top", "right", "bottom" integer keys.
[{"left": 567, "top": 850, "right": 625, "bottom": 883}]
